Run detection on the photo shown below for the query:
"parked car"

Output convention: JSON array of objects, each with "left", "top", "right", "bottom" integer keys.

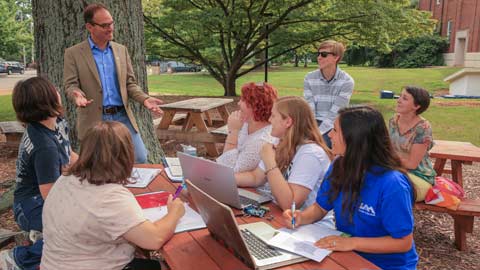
[
  {"left": 6, "top": 61, "right": 25, "bottom": 75},
  {"left": 0, "top": 60, "right": 7, "bottom": 74},
  {"left": 167, "top": 61, "right": 202, "bottom": 72},
  {"left": 173, "top": 64, "right": 202, "bottom": 72}
]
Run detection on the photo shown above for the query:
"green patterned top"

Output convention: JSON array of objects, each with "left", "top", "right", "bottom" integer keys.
[{"left": 389, "top": 114, "right": 436, "bottom": 185}]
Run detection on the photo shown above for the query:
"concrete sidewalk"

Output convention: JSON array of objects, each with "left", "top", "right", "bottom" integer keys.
[{"left": 0, "top": 70, "right": 36, "bottom": 95}]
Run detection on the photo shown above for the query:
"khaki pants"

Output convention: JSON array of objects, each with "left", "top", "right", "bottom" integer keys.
[{"left": 408, "top": 173, "right": 432, "bottom": 202}]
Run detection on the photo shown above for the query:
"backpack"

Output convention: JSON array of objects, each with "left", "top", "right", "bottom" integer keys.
[{"left": 424, "top": 176, "right": 465, "bottom": 210}]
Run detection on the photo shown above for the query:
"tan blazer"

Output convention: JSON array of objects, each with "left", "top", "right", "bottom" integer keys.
[{"left": 63, "top": 40, "right": 149, "bottom": 140}]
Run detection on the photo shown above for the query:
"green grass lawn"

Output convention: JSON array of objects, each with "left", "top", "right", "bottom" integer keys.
[
  {"left": 148, "top": 65, "right": 460, "bottom": 97},
  {"left": 1, "top": 66, "right": 479, "bottom": 145},
  {"left": 149, "top": 65, "right": 479, "bottom": 145},
  {"left": 0, "top": 95, "right": 15, "bottom": 122}
]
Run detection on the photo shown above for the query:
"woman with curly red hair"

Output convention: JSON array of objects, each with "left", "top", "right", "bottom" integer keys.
[{"left": 217, "top": 82, "right": 278, "bottom": 172}]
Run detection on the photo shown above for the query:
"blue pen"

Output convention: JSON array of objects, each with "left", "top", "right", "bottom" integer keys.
[
  {"left": 291, "top": 202, "right": 296, "bottom": 229},
  {"left": 172, "top": 185, "right": 183, "bottom": 200}
]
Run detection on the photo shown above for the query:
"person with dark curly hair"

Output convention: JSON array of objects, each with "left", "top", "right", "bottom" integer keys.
[
  {"left": 389, "top": 86, "right": 435, "bottom": 201},
  {"left": 217, "top": 82, "right": 278, "bottom": 172}
]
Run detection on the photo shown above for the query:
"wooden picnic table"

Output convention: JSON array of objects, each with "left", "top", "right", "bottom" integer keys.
[
  {"left": 130, "top": 164, "right": 380, "bottom": 270},
  {"left": 0, "top": 121, "right": 25, "bottom": 145},
  {"left": 157, "top": 98, "right": 234, "bottom": 157},
  {"left": 430, "top": 140, "right": 480, "bottom": 188}
]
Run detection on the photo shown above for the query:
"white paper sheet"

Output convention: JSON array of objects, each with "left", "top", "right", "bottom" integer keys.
[
  {"left": 278, "top": 223, "right": 344, "bottom": 243},
  {"left": 142, "top": 203, "right": 206, "bottom": 233},
  {"left": 267, "top": 232, "right": 331, "bottom": 262},
  {"left": 267, "top": 223, "right": 346, "bottom": 262},
  {"left": 125, "top": 168, "right": 162, "bottom": 188}
]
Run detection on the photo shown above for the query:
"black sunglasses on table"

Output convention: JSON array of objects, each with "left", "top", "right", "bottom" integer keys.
[{"left": 317, "top": 51, "right": 335, "bottom": 58}]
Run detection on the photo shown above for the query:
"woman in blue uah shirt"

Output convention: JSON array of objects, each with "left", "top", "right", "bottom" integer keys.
[{"left": 283, "top": 106, "right": 418, "bottom": 270}]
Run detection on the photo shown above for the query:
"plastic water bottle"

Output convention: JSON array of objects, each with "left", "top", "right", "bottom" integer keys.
[{"left": 181, "top": 144, "right": 197, "bottom": 156}]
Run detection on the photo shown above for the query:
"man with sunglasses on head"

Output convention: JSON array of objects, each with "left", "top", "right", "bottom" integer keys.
[
  {"left": 304, "top": 40, "right": 354, "bottom": 148},
  {"left": 63, "top": 3, "right": 163, "bottom": 163}
]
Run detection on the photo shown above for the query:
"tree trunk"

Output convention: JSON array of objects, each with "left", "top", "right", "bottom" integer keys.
[
  {"left": 224, "top": 74, "right": 237, "bottom": 96},
  {"left": 294, "top": 53, "right": 299, "bottom": 67},
  {"left": 303, "top": 55, "right": 308, "bottom": 68},
  {"left": 32, "top": 0, "right": 163, "bottom": 163}
]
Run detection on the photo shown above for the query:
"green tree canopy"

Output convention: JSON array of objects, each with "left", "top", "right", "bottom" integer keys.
[
  {"left": 0, "top": 0, "right": 32, "bottom": 61},
  {"left": 144, "top": 0, "right": 434, "bottom": 96}
]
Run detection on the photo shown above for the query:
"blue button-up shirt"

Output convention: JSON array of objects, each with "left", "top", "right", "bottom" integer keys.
[{"left": 88, "top": 36, "right": 122, "bottom": 106}]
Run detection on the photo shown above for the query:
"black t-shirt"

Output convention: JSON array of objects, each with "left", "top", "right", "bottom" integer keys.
[{"left": 14, "top": 118, "right": 71, "bottom": 203}]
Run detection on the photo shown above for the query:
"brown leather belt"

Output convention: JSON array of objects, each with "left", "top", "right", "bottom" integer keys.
[{"left": 102, "top": 106, "right": 124, "bottom": 115}]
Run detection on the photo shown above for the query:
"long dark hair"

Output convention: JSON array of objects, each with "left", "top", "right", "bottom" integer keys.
[{"left": 328, "top": 106, "right": 415, "bottom": 222}]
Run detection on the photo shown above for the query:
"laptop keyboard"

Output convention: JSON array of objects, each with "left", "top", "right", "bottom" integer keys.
[
  {"left": 240, "top": 229, "right": 282, "bottom": 260},
  {"left": 239, "top": 196, "right": 258, "bottom": 206}
]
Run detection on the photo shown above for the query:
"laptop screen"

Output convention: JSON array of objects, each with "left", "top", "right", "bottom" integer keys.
[{"left": 185, "top": 179, "right": 256, "bottom": 268}]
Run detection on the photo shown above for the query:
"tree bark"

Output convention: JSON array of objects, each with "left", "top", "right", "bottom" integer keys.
[
  {"left": 32, "top": 0, "right": 163, "bottom": 163},
  {"left": 224, "top": 73, "right": 236, "bottom": 97},
  {"left": 294, "top": 53, "right": 299, "bottom": 67}
]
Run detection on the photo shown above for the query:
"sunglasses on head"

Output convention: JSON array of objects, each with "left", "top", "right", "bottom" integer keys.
[{"left": 317, "top": 51, "right": 335, "bottom": 58}]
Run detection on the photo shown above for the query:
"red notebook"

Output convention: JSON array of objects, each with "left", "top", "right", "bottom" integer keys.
[{"left": 135, "top": 191, "right": 171, "bottom": 209}]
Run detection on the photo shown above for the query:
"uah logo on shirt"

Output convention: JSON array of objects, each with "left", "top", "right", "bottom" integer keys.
[{"left": 359, "top": 202, "right": 376, "bottom": 217}]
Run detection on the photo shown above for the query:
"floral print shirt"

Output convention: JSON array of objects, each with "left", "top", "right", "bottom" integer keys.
[{"left": 389, "top": 114, "right": 436, "bottom": 185}]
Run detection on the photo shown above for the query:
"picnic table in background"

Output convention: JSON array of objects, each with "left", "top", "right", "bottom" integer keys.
[
  {"left": 130, "top": 164, "right": 380, "bottom": 270},
  {"left": 415, "top": 140, "right": 480, "bottom": 251},
  {"left": 0, "top": 121, "right": 24, "bottom": 146},
  {"left": 156, "top": 98, "right": 233, "bottom": 157},
  {"left": 430, "top": 140, "right": 480, "bottom": 188}
]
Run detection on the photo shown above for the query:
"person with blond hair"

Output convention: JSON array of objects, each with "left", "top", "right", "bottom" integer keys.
[
  {"left": 217, "top": 82, "right": 278, "bottom": 173},
  {"left": 235, "top": 97, "right": 334, "bottom": 227},
  {"left": 304, "top": 40, "right": 354, "bottom": 147},
  {"left": 40, "top": 121, "right": 185, "bottom": 270},
  {"left": 283, "top": 106, "right": 418, "bottom": 270}
]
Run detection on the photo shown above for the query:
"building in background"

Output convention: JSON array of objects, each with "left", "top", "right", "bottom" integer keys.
[{"left": 418, "top": 0, "right": 480, "bottom": 67}]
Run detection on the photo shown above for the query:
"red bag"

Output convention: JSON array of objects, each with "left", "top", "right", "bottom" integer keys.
[{"left": 424, "top": 176, "right": 465, "bottom": 210}]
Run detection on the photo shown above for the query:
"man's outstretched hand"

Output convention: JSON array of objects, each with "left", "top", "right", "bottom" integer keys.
[{"left": 143, "top": 97, "right": 164, "bottom": 114}]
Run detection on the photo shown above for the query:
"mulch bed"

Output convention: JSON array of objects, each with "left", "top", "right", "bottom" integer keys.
[{"left": 1, "top": 95, "right": 479, "bottom": 269}]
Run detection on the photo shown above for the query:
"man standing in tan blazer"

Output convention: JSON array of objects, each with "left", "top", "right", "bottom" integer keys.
[{"left": 63, "top": 3, "right": 162, "bottom": 163}]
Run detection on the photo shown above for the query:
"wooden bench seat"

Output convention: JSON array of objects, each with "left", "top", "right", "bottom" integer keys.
[
  {"left": 153, "top": 113, "right": 187, "bottom": 129},
  {"left": 415, "top": 198, "right": 480, "bottom": 251},
  {"left": 0, "top": 121, "right": 24, "bottom": 145},
  {"left": 211, "top": 124, "right": 228, "bottom": 136}
]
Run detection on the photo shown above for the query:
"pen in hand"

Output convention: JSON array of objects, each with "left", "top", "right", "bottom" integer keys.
[
  {"left": 291, "top": 202, "right": 296, "bottom": 229},
  {"left": 172, "top": 184, "right": 183, "bottom": 200}
]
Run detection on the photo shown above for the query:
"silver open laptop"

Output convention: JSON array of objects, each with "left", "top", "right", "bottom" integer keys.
[
  {"left": 185, "top": 179, "right": 307, "bottom": 270},
  {"left": 178, "top": 152, "right": 271, "bottom": 209}
]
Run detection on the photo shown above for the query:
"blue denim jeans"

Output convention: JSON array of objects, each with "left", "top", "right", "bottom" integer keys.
[
  {"left": 102, "top": 109, "right": 148, "bottom": 163},
  {"left": 12, "top": 195, "right": 44, "bottom": 270},
  {"left": 322, "top": 130, "right": 332, "bottom": 149},
  {"left": 316, "top": 120, "right": 332, "bottom": 149}
]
